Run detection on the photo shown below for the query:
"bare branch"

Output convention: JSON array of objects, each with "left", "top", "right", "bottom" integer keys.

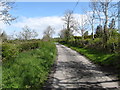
[{"left": 0, "top": 0, "right": 16, "bottom": 25}]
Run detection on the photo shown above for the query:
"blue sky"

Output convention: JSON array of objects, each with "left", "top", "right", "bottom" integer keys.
[
  {"left": 1, "top": 1, "right": 119, "bottom": 39},
  {"left": 13, "top": 2, "right": 90, "bottom": 17},
  {"left": 4, "top": 2, "right": 91, "bottom": 39}
]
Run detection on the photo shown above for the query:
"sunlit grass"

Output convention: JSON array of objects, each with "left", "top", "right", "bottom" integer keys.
[{"left": 2, "top": 41, "right": 57, "bottom": 88}]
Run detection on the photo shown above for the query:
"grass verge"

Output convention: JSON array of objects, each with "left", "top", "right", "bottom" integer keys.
[
  {"left": 63, "top": 43, "right": 120, "bottom": 78},
  {"left": 2, "top": 41, "right": 57, "bottom": 89}
]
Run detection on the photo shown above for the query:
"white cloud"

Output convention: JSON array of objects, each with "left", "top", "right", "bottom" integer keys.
[
  {"left": 9, "top": 14, "right": 89, "bottom": 39},
  {"left": 13, "top": 16, "right": 65, "bottom": 38}
]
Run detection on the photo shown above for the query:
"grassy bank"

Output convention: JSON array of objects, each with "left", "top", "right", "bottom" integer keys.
[
  {"left": 2, "top": 41, "right": 57, "bottom": 88},
  {"left": 62, "top": 43, "right": 120, "bottom": 77}
]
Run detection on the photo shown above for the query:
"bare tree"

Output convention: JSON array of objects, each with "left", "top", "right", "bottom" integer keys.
[
  {"left": 58, "top": 29, "right": 66, "bottom": 39},
  {"left": 87, "top": 2, "right": 97, "bottom": 40},
  {"left": 0, "top": 0, "right": 16, "bottom": 25},
  {"left": 80, "top": 4, "right": 95, "bottom": 40},
  {"left": 77, "top": 2, "right": 96, "bottom": 40},
  {"left": 62, "top": 10, "right": 77, "bottom": 41},
  {"left": 75, "top": 15, "right": 88, "bottom": 40},
  {"left": 17, "top": 26, "right": 38, "bottom": 40},
  {"left": 43, "top": 26, "right": 55, "bottom": 41},
  {"left": 85, "top": 11, "right": 95, "bottom": 40},
  {"left": 90, "top": 0, "right": 118, "bottom": 43}
]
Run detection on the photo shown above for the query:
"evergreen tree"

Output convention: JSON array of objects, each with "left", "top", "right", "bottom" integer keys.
[{"left": 95, "top": 25, "right": 103, "bottom": 37}]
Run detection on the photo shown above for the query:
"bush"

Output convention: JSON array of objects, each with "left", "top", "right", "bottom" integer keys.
[
  {"left": 67, "top": 38, "right": 103, "bottom": 50},
  {"left": 19, "top": 41, "right": 40, "bottom": 52},
  {"left": 2, "top": 40, "right": 41, "bottom": 61},
  {"left": 106, "top": 34, "right": 120, "bottom": 53},
  {"left": 2, "top": 41, "right": 57, "bottom": 88},
  {"left": 59, "top": 33, "right": 120, "bottom": 53},
  {"left": 2, "top": 43, "right": 19, "bottom": 61},
  {"left": 90, "top": 38, "right": 103, "bottom": 49}
]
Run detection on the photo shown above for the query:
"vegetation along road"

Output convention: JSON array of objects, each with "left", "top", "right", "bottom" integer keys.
[{"left": 46, "top": 44, "right": 120, "bottom": 90}]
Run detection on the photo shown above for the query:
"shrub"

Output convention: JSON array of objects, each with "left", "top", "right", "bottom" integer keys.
[
  {"left": 2, "top": 43, "right": 19, "bottom": 61},
  {"left": 19, "top": 41, "right": 40, "bottom": 52},
  {"left": 2, "top": 41, "right": 57, "bottom": 88},
  {"left": 2, "top": 40, "right": 41, "bottom": 61},
  {"left": 107, "top": 35, "right": 120, "bottom": 53}
]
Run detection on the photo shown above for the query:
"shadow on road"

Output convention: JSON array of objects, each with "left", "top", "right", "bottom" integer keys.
[
  {"left": 44, "top": 61, "right": 120, "bottom": 90},
  {"left": 43, "top": 44, "right": 120, "bottom": 90}
]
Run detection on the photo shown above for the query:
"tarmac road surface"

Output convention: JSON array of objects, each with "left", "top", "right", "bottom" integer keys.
[{"left": 45, "top": 44, "right": 120, "bottom": 90}]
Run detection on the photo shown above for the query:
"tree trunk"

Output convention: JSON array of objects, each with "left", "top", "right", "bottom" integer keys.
[
  {"left": 103, "top": 2, "right": 109, "bottom": 48},
  {"left": 92, "top": 20, "right": 94, "bottom": 40}
]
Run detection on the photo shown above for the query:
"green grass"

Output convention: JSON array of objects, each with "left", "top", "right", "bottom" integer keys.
[{"left": 2, "top": 41, "right": 57, "bottom": 88}]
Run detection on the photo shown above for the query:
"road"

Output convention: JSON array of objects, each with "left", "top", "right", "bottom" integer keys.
[{"left": 45, "top": 44, "right": 120, "bottom": 90}]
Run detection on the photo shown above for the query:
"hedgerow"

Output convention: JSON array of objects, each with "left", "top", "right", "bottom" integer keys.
[
  {"left": 2, "top": 41, "right": 57, "bottom": 88},
  {"left": 2, "top": 40, "right": 41, "bottom": 61}
]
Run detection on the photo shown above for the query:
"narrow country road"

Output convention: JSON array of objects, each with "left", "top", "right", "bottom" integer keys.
[{"left": 45, "top": 44, "right": 120, "bottom": 90}]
